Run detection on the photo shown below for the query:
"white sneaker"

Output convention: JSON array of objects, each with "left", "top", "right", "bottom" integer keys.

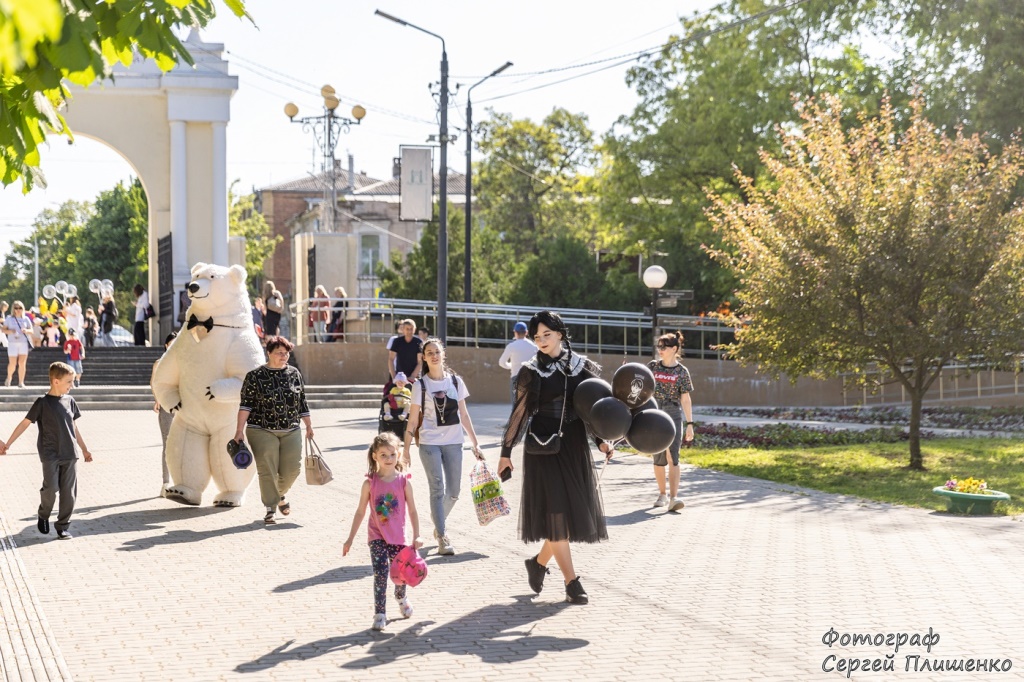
[
  {"left": 371, "top": 613, "right": 387, "bottom": 631},
  {"left": 668, "top": 497, "right": 685, "bottom": 511},
  {"left": 653, "top": 494, "right": 669, "bottom": 508},
  {"left": 397, "top": 597, "right": 413, "bottom": 618},
  {"left": 437, "top": 534, "right": 456, "bottom": 556}
]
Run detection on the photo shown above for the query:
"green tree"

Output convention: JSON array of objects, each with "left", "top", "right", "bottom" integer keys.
[
  {"left": 474, "top": 108, "right": 599, "bottom": 258},
  {"left": 600, "top": 0, "right": 888, "bottom": 313},
  {"left": 71, "top": 178, "right": 149, "bottom": 325},
  {"left": 0, "top": 178, "right": 146, "bottom": 327},
  {"left": 229, "top": 182, "right": 280, "bottom": 297},
  {"left": 509, "top": 236, "right": 602, "bottom": 309},
  {"left": 1, "top": 0, "right": 250, "bottom": 192},
  {"left": 0, "top": 200, "right": 92, "bottom": 306},
  {"left": 893, "top": 0, "right": 1024, "bottom": 145},
  {"left": 378, "top": 202, "right": 517, "bottom": 304},
  {"left": 706, "top": 96, "right": 1024, "bottom": 470}
]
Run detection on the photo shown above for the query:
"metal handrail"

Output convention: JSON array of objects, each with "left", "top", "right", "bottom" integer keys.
[{"left": 288, "top": 296, "right": 737, "bottom": 359}]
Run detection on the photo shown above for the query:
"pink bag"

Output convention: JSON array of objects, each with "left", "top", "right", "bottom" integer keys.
[{"left": 390, "top": 545, "right": 428, "bottom": 586}]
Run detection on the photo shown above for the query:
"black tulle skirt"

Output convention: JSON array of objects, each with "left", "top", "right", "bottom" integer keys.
[{"left": 518, "top": 416, "right": 608, "bottom": 544}]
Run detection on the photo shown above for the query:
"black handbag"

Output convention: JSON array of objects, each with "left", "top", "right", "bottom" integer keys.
[{"left": 524, "top": 371, "right": 567, "bottom": 456}]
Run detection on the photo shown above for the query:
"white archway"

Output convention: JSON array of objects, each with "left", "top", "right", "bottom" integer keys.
[{"left": 60, "top": 30, "right": 237, "bottom": 329}]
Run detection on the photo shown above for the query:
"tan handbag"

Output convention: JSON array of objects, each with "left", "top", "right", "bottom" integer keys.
[{"left": 304, "top": 437, "right": 333, "bottom": 485}]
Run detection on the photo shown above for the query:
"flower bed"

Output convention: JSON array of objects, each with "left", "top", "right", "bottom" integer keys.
[
  {"left": 687, "top": 423, "right": 929, "bottom": 450},
  {"left": 698, "top": 406, "right": 1024, "bottom": 432}
]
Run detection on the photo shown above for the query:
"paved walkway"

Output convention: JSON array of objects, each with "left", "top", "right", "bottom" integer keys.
[{"left": 0, "top": 405, "right": 1022, "bottom": 681}]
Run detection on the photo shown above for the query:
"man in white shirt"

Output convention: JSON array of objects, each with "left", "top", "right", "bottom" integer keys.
[{"left": 497, "top": 322, "right": 537, "bottom": 404}]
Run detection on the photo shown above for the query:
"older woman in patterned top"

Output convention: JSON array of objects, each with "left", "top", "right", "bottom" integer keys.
[{"left": 234, "top": 336, "right": 313, "bottom": 524}]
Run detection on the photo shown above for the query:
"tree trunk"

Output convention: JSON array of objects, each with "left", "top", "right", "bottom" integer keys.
[{"left": 908, "top": 389, "right": 925, "bottom": 470}]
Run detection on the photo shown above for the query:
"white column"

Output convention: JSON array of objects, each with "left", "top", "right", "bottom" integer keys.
[
  {"left": 211, "top": 121, "right": 228, "bottom": 266},
  {"left": 170, "top": 120, "right": 188, "bottom": 318}
]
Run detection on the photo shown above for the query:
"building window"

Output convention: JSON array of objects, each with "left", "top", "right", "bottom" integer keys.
[{"left": 360, "top": 234, "right": 381, "bottom": 276}]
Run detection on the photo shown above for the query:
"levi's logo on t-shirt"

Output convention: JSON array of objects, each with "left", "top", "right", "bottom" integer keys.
[{"left": 653, "top": 370, "right": 678, "bottom": 384}]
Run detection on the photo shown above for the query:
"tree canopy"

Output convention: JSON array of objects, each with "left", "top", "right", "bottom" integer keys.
[
  {"left": 1, "top": 0, "right": 250, "bottom": 192},
  {"left": 229, "top": 182, "right": 280, "bottom": 298},
  {"left": 707, "top": 96, "right": 1024, "bottom": 469},
  {"left": 0, "top": 178, "right": 148, "bottom": 326}
]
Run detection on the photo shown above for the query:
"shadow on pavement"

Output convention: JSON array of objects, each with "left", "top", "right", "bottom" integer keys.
[
  {"left": 604, "top": 508, "right": 673, "bottom": 526},
  {"left": 273, "top": 565, "right": 373, "bottom": 593},
  {"left": 423, "top": 550, "right": 488, "bottom": 565},
  {"left": 10, "top": 506, "right": 233, "bottom": 547},
  {"left": 235, "top": 595, "right": 585, "bottom": 673},
  {"left": 273, "top": 552, "right": 489, "bottom": 593},
  {"left": 116, "top": 520, "right": 296, "bottom": 551},
  {"left": 39, "top": 497, "right": 154, "bottom": 517}
]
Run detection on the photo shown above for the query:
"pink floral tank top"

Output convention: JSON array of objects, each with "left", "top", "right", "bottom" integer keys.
[{"left": 367, "top": 473, "right": 409, "bottom": 545}]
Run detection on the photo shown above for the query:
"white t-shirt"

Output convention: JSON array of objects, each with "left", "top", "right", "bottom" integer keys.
[
  {"left": 4, "top": 315, "right": 32, "bottom": 348},
  {"left": 412, "top": 374, "right": 470, "bottom": 446},
  {"left": 498, "top": 338, "right": 538, "bottom": 377},
  {"left": 65, "top": 301, "right": 83, "bottom": 335},
  {"left": 135, "top": 290, "right": 149, "bottom": 322}
]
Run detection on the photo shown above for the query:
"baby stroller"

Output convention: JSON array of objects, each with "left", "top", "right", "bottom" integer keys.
[{"left": 378, "top": 372, "right": 413, "bottom": 438}]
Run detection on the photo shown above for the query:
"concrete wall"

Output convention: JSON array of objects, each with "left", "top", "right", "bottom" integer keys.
[
  {"left": 293, "top": 343, "right": 1024, "bottom": 407},
  {"left": 293, "top": 343, "right": 845, "bottom": 406}
]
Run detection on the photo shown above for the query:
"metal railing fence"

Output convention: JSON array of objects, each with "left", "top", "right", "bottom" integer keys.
[
  {"left": 289, "top": 296, "right": 736, "bottom": 358},
  {"left": 841, "top": 358, "right": 1024, "bottom": 405}
]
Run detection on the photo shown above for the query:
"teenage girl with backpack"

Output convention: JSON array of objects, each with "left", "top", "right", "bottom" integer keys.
[{"left": 401, "top": 337, "right": 484, "bottom": 557}]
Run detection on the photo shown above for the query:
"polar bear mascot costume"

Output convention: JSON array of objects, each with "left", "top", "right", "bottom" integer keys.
[{"left": 153, "top": 263, "right": 266, "bottom": 506}]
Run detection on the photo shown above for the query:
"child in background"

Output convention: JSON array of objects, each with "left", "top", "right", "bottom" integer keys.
[
  {"left": 44, "top": 315, "right": 60, "bottom": 347},
  {"left": 0, "top": 362, "right": 93, "bottom": 539},
  {"left": 384, "top": 372, "right": 412, "bottom": 421},
  {"left": 63, "top": 329, "right": 85, "bottom": 387},
  {"left": 343, "top": 432, "right": 424, "bottom": 631}
]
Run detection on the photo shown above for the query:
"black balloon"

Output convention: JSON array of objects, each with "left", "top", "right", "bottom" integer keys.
[
  {"left": 574, "top": 378, "right": 613, "bottom": 422},
  {"left": 612, "top": 362, "right": 656, "bottom": 409},
  {"left": 588, "top": 396, "right": 633, "bottom": 441},
  {"left": 625, "top": 409, "right": 678, "bottom": 455},
  {"left": 630, "top": 397, "right": 658, "bottom": 415}
]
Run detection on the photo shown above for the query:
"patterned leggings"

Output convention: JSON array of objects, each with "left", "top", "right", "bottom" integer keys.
[{"left": 370, "top": 539, "right": 407, "bottom": 615}]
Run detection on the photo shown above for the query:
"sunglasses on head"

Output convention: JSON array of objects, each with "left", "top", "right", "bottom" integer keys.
[{"left": 657, "top": 343, "right": 677, "bottom": 349}]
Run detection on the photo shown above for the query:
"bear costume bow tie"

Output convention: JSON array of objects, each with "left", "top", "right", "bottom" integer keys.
[{"left": 186, "top": 314, "right": 215, "bottom": 332}]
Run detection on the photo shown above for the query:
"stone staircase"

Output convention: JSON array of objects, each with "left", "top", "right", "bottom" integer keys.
[{"left": 0, "top": 347, "right": 382, "bottom": 411}]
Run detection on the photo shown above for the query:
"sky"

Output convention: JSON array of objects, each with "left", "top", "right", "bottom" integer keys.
[{"left": 0, "top": 0, "right": 721, "bottom": 256}]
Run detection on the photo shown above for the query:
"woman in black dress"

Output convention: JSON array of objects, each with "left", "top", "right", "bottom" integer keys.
[{"left": 497, "top": 310, "right": 613, "bottom": 605}]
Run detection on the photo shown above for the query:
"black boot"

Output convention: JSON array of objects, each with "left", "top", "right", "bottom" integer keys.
[
  {"left": 525, "top": 555, "right": 549, "bottom": 593},
  {"left": 565, "top": 577, "right": 589, "bottom": 605}
]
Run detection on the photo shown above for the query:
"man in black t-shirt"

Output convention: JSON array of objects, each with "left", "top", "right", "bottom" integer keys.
[
  {"left": 387, "top": 319, "right": 423, "bottom": 383},
  {"left": 0, "top": 362, "right": 93, "bottom": 539}
]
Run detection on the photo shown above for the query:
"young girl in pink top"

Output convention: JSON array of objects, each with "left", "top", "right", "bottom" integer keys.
[{"left": 344, "top": 432, "right": 424, "bottom": 631}]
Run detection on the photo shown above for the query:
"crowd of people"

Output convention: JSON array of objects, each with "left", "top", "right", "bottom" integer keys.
[
  {"left": 0, "top": 284, "right": 153, "bottom": 385},
  {"left": 1, "top": 302, "right": 697, "bottom": 631}
]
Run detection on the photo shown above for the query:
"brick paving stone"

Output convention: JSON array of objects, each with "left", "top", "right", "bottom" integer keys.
[{"left": 1, "top": 405, "right": 1023, "bottom": 681}]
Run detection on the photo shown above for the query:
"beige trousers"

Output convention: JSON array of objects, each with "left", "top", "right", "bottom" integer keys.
[{"left": 247, "top": 428, "right": 303, "bottom": 508}]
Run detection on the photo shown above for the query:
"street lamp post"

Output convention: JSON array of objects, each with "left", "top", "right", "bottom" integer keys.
[
  {"left": 464, "top": 61, "right": 512, "bottom": 303},
  {"left": 643, "top": 265, "right": 668, "bottom": 350},
  {"left": 284, "top": 88, "right": 366, "bottom": 232},
  {"left": 375, "top": 9, "right": 450, "bottom": 343},
  {"left": 33, "top": 238, "right": 40, "bottom": 306}
]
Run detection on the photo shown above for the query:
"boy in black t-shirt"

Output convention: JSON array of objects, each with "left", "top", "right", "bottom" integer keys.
[{"left": 0, "top": 362, "right": 93, "bottom": 539}]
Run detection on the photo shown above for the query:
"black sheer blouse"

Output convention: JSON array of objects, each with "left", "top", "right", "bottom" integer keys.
[{"left": 500, "top": 352, "right": 606, "bottom": 458}]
